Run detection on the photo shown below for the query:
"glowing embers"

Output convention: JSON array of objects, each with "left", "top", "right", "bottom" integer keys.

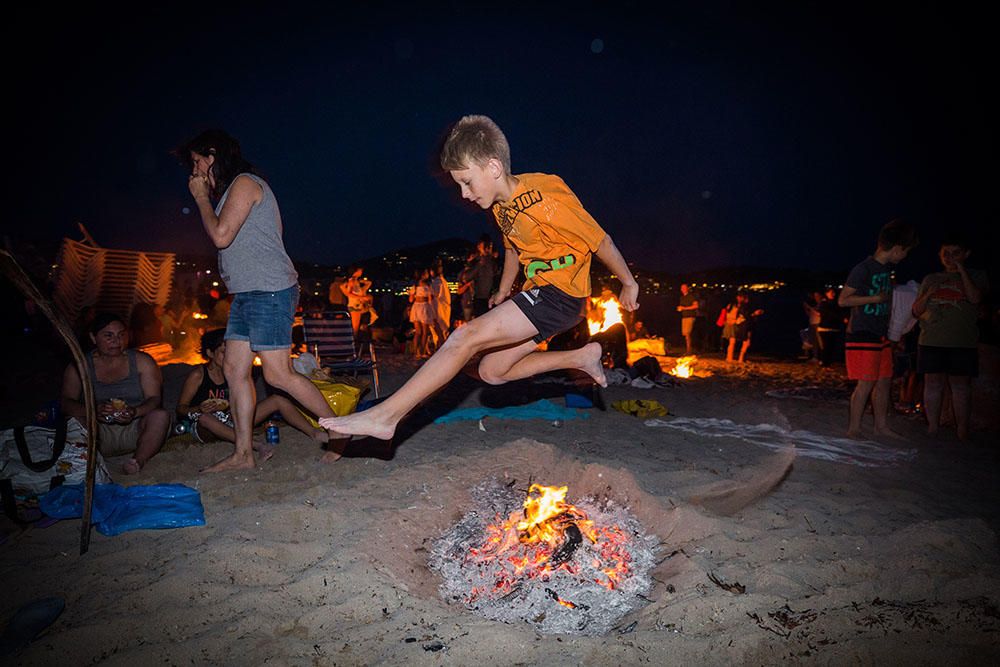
[{"left": 429, "top": 481, "right": 656, "bottom": 635}]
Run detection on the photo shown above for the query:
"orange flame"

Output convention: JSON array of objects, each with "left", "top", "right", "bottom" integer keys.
[
  {"left": 669, "top": 355, "right": 697, "bottom": 378},
  {"left": 465, "top": 484, "right": 634, "bottom": 603},
  {"left": 588, "top": 297, "right": 624, "bottom": 335}
]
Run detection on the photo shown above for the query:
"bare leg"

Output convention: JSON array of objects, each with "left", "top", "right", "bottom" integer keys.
[
  {"left": 479, "top": 340, "right": 605, "bottom": 386},
  {"left": 848, "top": 379, "right": 876, "bottom": 438},
  {"left": 255, "top": 395, "right": 328, "bottom": 444},
  {"left": 923, "top": 372, "right": 945, "bottom": 437},
  {"left": 320, "top": 301, "right": 553, "bottom": 440},
  {"left": 195, "top": 413, "right": 236, "bottom": 442},
  {"left": 726, "top": 337, "right": 736, "bottom": 362},
  {"left": 872, "top": 376, "right": 904, "bottom": 439},
  {"left": 949, "top": 375, "right": 972, "bottom": 441},
  {"left": 259, "top": 346, "right": 338, "bottom": 429},
  {"left": 123, "top": 408, "right": 170, "bottom": 474},
  {"left": 738, "top": 339, "right": 750, "bottom": 364},
  {"left": 202, "top": 340, "right": 257, "bottom": 473}
]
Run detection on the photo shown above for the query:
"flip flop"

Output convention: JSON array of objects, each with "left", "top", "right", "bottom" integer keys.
[{"left": 0, "top": 596, "right": 65, "bottom": 657}]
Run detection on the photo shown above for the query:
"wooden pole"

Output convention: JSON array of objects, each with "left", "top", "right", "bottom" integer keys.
[{"left": 0, "top": 249, "right": 98, "bottom": 554}]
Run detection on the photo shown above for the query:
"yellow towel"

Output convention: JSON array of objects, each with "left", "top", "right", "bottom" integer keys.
[
  {"left": 611, "top": 399, "right": 668, "bottom": 418},
  {"left": 298, "top": 380, "right": 362, "bottom": 428}
]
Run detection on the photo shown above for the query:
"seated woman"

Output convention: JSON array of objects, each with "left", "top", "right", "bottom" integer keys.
[
  {"left": 60, "top": 312, "right": 170, "bottom": 475},
  {"left": 176, "top": 329, "right": 328, "bottom": 454}
]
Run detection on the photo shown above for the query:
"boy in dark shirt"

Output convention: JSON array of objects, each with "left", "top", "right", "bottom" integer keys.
[{"left": 838, "top": 219, "right": 918, "bottom": 438}]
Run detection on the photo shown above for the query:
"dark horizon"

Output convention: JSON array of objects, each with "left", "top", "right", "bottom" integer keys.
[{"left": 9, "top": 3, "right": 996, "bottom": 282}]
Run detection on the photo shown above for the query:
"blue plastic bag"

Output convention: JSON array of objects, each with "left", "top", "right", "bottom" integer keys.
[{"left": 39, "top": 483, "right": 206, "bottom": 536}]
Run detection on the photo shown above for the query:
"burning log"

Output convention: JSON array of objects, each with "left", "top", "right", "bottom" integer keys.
[{"left": 550, "top": 524, "right": 583, "bottom": 566}]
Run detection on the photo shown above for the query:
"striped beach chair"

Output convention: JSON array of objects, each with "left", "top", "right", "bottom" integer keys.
[{"left": 302, "top": 310, "right": 380, "bottom": 398}]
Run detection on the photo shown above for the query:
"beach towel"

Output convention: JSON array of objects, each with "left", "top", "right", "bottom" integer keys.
[
  {"left": 645, "top": 417, "right": 916, "bottom": 467},
  {"left": 39, "top": 483, "right": 206, "bottom": 536},
  {"left": 765, "top": 386, "right": 852, "bottom": 403},
  {"left": 433, "top": 399, "right": 588, "bottom": 424}
]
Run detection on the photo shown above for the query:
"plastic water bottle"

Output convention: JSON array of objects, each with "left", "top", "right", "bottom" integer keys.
[{"left": 265, "top": 420, "right": 280, "bottom": 445}]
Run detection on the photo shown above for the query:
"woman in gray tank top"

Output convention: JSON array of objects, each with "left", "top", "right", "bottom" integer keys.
[
  {"left": 178, "top": 130, "right": 342, "bottom": 471},
  {"left": 60, "top": 312, "right": 170, "bottom": 474}
]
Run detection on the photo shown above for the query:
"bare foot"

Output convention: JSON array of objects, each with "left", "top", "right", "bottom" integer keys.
[
  {"left": 846, "top": 428, "right": 863, "bottom": 440},
  {"left": 319, "top": 410, "right": 396, "bottom": 440},
  {"left": 927, "top": 426, "right": 939, "bottom": 438},
  {"left": 579, "top": 342, "right": 607, "bottom": 387},
  {"left": 122, "top": 458, "right": 142, "bottom": 475},
  {"left": 311, "top": 428, "right": 330, "bottom": 445},
  {"left": 320, "top": 450, "right": 342, "bottom": 463},
  {"left": 200, "top": 451, "right": 256, "bottom": 473},
  {"left": 253, "top": 443, "right": 275, "bottom": 463},
  {"left": 320, "top": 436, "right": 350, "bottom": 463}
]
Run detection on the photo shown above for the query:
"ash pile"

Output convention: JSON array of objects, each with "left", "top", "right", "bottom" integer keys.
[{"left": 428, "top": 479, "right": 657, "bottom": 635}]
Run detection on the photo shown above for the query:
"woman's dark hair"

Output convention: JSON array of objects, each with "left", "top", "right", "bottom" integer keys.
[
  {"left": 174, "top": 129, "right": 258, "bottom": 200},
  {"left": 89, "top": 312, "right": 126, "bottom": 335},
  {"left": 200, "top": 328, "right": 227, "bottom": 359}
]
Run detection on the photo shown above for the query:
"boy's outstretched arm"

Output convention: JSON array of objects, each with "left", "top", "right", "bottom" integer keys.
[{"left": 595, "top": 235, "right": 639, "bottom": 311}]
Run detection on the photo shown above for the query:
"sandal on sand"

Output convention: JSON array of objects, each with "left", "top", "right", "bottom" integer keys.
[{"left": 122, "top": 458, "right": 142, "bottom": 475}]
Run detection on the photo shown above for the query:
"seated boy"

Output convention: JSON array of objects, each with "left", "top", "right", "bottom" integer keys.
[
  {"left": 177, "top": 329, "right": 329, "bottom": 453},
  {"left": 321, "top": 115, "right": 639, "bottom": 440}
]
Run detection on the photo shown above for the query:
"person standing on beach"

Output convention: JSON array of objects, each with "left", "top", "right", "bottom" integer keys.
[
  {"left": 912, "top": 233, "right": 987, "bottom": 440},
  {"left": 179, "top": 129, "right": 341, "bottom": 471},
  {"left": 838, "top": 218, "right": 918, "bottom": 439},
  {"left": 320, "top": 114, "right": 639, "bottom": 441},
  {"left": 676, "top": 283, "right": 699, "bottom": 354}
]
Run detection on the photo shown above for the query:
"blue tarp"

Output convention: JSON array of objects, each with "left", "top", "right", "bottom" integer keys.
[
  {"left": 39, "top": 483, "right": 206, "bottom": 536},
  {"left": 433, "top": 398, "right": 589, "bottom": 424}
]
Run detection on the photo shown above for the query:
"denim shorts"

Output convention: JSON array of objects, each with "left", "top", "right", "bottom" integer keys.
[{"left": 226, "top": 285, "right": 299, "bottom": 351}]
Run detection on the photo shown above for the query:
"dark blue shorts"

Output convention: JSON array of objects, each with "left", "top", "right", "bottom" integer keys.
[{"left": 226, "top": 285, "right": 299, "bottom": 351}]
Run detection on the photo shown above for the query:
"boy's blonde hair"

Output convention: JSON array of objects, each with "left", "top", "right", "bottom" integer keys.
[{"left": 440, "top": 115, "right": 511, "bottom": 173}]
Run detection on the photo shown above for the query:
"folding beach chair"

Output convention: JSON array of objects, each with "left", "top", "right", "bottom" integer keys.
[{"left": 302, "top": 310, "right": 380, "bottom": 398}]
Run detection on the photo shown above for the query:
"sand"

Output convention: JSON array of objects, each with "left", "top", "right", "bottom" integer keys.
[{"left": 2, "top": 351, "right": 999, "bottom": 665}]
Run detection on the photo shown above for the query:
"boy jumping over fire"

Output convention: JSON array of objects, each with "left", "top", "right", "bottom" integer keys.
[{"left": 320, "top": 115, "right": 639, "bottom": 441}]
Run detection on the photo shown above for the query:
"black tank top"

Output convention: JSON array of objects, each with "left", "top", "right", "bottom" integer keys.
[{"left": 191, "top": 364, "right": 229, "bottom": 405}]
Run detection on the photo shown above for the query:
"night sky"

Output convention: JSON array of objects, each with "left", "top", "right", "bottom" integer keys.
[{"left": 11, "top": 3, "right": 995, "bottom": 280}]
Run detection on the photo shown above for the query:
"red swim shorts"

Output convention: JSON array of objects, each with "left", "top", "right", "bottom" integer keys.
[{"left": 845, "top": 336, "right": 893, "bottom": 381}]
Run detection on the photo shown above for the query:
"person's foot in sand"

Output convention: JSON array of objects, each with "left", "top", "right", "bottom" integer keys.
[
  {"left": 252, "top": 441, "right": 275, "bottom": 463},
  {"left": 201, "top": 451, "right": 256, "bottom": 473},
  {"left": 319, "top": 433, "right": 349, "bottom": 463}
]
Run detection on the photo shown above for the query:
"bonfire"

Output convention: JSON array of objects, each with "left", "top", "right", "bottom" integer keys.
[{"left": 429, "top": 480, "right": 656, "bottom": 635}]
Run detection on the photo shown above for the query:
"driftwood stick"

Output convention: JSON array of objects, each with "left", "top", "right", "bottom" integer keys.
[{"left": 0, "top": 249, "right": 98, "bottom": 554}]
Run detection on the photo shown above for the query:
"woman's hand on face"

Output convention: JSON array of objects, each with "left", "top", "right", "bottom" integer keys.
[{"left": 188, "top": 174, "right": 211, "bottom": 201}]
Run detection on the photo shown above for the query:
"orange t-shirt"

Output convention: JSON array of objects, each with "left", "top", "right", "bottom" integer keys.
[{"left": 491, "top": 173, "right": 607, "bottom": 298}]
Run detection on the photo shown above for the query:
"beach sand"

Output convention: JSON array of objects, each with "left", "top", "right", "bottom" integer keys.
[{"left": 2, "top": 351, "right": 999, "bottom": 665}]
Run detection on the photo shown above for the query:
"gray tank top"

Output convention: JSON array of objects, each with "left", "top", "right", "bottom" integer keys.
[
  {"left": 86, "top": 349, "right": 146, "bottom": 406},
  {"left": 216, "top": 173, "right": 298, "bottom": 293}
]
